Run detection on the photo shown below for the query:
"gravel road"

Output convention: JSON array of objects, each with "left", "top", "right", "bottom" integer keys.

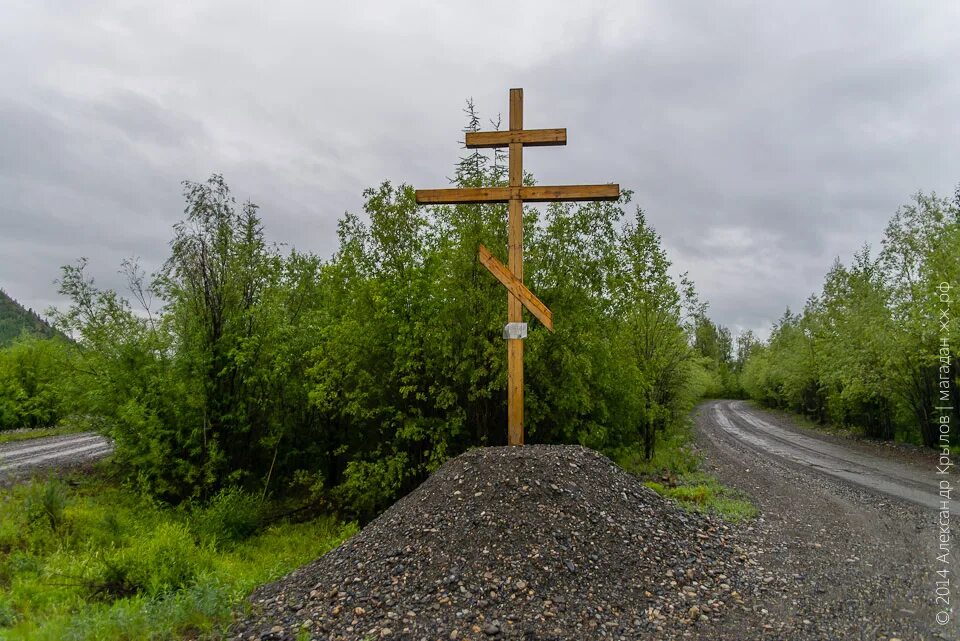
[
  {"left": 696, "top": 399, "right": 957, "bottom": 640},
  {"left": 0, "top": 432, "right": 113, "bottom": 483},
  {"left": 233, "top": 401, "right": 958, "bottom": 641}
]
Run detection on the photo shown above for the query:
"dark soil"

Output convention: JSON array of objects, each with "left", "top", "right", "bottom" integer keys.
[{"left": 231, "top": 445, "right": 764, "bottom": 641}]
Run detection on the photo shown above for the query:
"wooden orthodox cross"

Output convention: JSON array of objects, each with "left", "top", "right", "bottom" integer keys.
[{"left": 415, "top": 88, "right": 619, "bottom": 446}]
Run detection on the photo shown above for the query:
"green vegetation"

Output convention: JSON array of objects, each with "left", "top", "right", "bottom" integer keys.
[
  {"left": 0, "top": 469, "right": 355, "bottom": 640},
  {"left": 0, "top": 102, "right": 749, "bottom": 638},
  {"left": 29, "top": 102, "right": 724, "bottom": 515},
  {"left": 616, "top": 416, "right": 757, "bottom": 522},
  {"left": 644, "top": 478, "right": 759, "bottom": 522},
  {"left": 0, "top": 291, "right": 56, "bottom": 348},
  {"left": 0, "top": 425, "right": 84, "bottom": 446},
  {"left": 691, "top": 314, "right": 756, "bottom": 399},
  {"left": 0, "top": 337, "right": 73, "bottom": 432},
  {"left": 741, "top": 189, "right": 960, "bottom": 447}
]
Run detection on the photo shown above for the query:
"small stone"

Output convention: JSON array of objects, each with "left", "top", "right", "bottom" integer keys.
[
  {"left": 515, "top": 580, "right": 528, "bottom": 591},
  {"left": 483, "top": 622, "right": 501, "bottom": 636}
]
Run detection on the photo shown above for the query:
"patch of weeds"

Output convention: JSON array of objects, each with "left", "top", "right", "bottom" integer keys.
[
  {"left": 615, "top": 418, "right": 759, "bottom": 522},
  {"left": 89, "top": 522, "right": 212, "bottom": 599},
  {"left": 644, "top": 474, "right": 758, "bottom": 521},
  {"left": 52, "top": 576, "right": 233, "bottom": 641},
  {"left": 0, "top": 469, "right": 355, "bottom": 641},
  {"left": 25, "top": 479, "right": 69, "bottom": 533}
]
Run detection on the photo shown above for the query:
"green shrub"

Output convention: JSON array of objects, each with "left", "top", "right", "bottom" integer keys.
[
  {"left": 6, "top": 551, "right": 41, "bottom": 576},
  {"left": 25, "top": 479, "right": 69, "bottom": 533},
  {"left": 333, "top": 454, "right": 409, "bottom": 521},
  {"left": 0, "top": 594, "right": 16, "bottom": 627},
  {"left": 90, "top": 522, "right": 210, "bottom": 599},
  {"left": 0, "top": 337, "right": 71, "bottom": 431},
  {"left": 192, "top": 487, "right": 262, "bottom": 546}
]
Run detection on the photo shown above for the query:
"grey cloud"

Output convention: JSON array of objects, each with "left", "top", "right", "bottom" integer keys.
[{"left": 1, "top": 0, "right": 957, "bottom": 339}]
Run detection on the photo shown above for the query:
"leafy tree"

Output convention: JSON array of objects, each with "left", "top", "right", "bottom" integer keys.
[
  {"left": 812, "top": 249, "right": 899, "bottom": 438},
  {"left": 742, "top": 187, "right": 960, "bottom": 446},
  {"left": 881, "top": 191, "right": 960, "bottom": 445},
  {"left": 49, "top": 103, "right": 716, "bottom": 517}
]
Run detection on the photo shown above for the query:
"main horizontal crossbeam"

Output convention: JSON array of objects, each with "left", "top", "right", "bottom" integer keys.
[
  {"left": 415, "top": 184, "right": 619, "bottom": 205},
  {"left": 465, "top": 128, "right": 566, "bottom": 148}
]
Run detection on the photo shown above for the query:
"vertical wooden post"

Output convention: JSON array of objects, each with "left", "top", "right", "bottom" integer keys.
[{"left": 507, "top": 88, "right": 524, "bottom": 446}]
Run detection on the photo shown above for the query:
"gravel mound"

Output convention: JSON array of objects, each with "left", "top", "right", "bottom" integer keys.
[{"left": 232, "top": 445, "right": 760, "bottom": 641}]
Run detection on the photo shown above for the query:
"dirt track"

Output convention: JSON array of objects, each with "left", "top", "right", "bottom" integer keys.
[
  {"left": 0, "top": 432, "right": 112, "bottom": 483},
  {"left": 704, "top": 400, "right": 956, "bottom": 512},
  {"left": 696, "top": 400, "right": 957, "bottom": 640}
]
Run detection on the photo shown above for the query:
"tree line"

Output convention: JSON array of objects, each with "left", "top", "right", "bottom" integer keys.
[
  {"left": 741, "top": 189, "right": 959, "bottom": 446},
  {"left": 0, "top": 105, "right": 725, "bottom": 517},
  {"left": 0, "top": 289, "right": 56, "bottom": 346}
]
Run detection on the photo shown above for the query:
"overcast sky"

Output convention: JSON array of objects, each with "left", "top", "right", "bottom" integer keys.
[{"left": 2, "top": 1, "right": 958, "bottom": 338}]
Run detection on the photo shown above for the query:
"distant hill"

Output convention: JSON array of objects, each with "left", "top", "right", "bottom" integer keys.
[{"left": 0, "top": 289, "right": 57, "bottom": 346}]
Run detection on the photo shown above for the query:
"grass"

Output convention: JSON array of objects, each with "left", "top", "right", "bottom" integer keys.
[
  {"left": 0, "top": 425, "right": 86, "bottom": 445},
  {"left": 0, "top": 468, "right": 357, "bottom": 640},
  {"left": 643, "top": 475, "right": 759, "bottom": 521},
  {"left": 615, "top": 417, "right": 758, "bottom": 522}
]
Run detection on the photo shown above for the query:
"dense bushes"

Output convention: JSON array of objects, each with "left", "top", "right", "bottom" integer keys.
[
  {"left": 43, "top": 106, "right": 715, "bottom": 516},
  {"left": 742, "top": 189, "right": 960, "bottom": 446},
  {"left": 0, "top": 337, "right": 71, "bottom": 431}
]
